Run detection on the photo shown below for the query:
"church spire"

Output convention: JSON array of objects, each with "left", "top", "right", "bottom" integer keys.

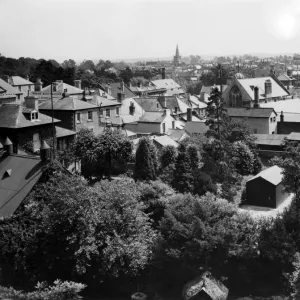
[
  {"left": 173, "top": 44, "right": 181, "bottom": 66},
  {"left": 176, "top": 44, "right": 179, "bottom": 57}
]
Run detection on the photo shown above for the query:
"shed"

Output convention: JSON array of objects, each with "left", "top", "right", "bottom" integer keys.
[
  {"left": 182, "top": 272, "right": 228, "bottom": 300},
  {"left": 246, "top": 165, "right": 289, "bottom": 208}
]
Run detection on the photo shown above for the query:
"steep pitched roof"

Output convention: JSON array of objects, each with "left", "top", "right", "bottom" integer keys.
[
  {"left": 11, "top": 76, "right": 34, "bottom": 86},
  {"left": 139, "top": 111, "right": 167, "bottom": 123},
  {"left": 236, "top": 76, "right": 289, "bottom": 100},
  {"left": 227, "top": 107, "right": 276, "bottom": 118},
  {"left": 0, "top": 78, "right": 22, "bottom": 95},
  {"left": 42, "top": 82, "right": 83, "bottom": 95},
  {"left": 39, "top": 97, "right": 98, "bottom": 111},
  {"left": 0, "top": 104, "right": 60, "bottom": 128},
  {"left": 134, "top": 96, "right": 162, "bottom": 111},
  {"left": 0, "top": 154, "right": 45, "bottom": 218},
  {"left": 247, "top": 165, "right": 283, "bottom": 185},
  {"left": 99, "top": 82, "right": 135, "bottom": 99},
  {"left": 152, "top": 135, "right": 179, "bottom": 148}
]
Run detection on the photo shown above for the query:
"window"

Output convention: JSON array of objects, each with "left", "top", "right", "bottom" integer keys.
[
  {"left": 273, "top": 117, "right": 276, "bottom": 122},
  {"left": 88, "top": 111, "right": 93, "bottom": 121},
  {"left": 156, "top": 102, "right": 159, "bottom": 109},
  {"left": 106, "top": 109, "right": 110, "bottom": 117},
  {"left": 162, "top": 123, "right": 166, "bottom": 133},
  {"left": 18, "top": 86, "right": 22, "bottom": 92},
  {"left": 76, "top": 112, "right": 81, "bottom": 123},
  {"left": 172, "top": 121, "right": 175, "bottom": 129},
  {"left": 100, "top": 109, "right": 103, "bottom": 116},
  {"left": 116, "top": 107, "right": 120, "bottom": 116},
  {"left": 270, "top": 117, "right": 273, "bottom": 123}
]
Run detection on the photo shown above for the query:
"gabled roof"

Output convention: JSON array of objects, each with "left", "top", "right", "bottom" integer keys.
[
  {"left": 0, "top": 154, "right": 45, "bottom": 218},
  {"left": 247, "top": 165, "right": 283, "bottom": 186},
  {"left": 134, "top": 96, "right": 162, "bottom": 111},
  {"left": 152, "top": 135, "right": 179, "bottom": 148},
  {"left": 87, "top": 95, "right": 120, "bottom": 108},
  {"left": 168, "top": 129, "right": 189, "bottom": 142},
  {"left": 42, "top": 82, "right": 83, "bottom": 95},
  {"left": 0, "top": 78, "right": 22, "bottom": 95},
  {"left": 277, "top": 73, "right": 294, "bottom": 81},
  {"left": 99, "top": 82, "right": 135, "bottom": 100},
  {"left": 139, "top": 111, "right": 167, "bottom": 123},
  {"left": 0, "top": 104, "right": 60, "bottom": 128},
  {"left": 236, "top": 76, "right": 289, "bottom": 100},
  {"left": 11, "top": 76, "right": 34, "bottom": 86},
  {"left": 39, "top": 97, "right": 98, "bottom": 111},
  {"left": 227, "top": 107, "right": 276, "bottom": 118}
]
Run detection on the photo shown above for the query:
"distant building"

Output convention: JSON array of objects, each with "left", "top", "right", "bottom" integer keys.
[
  {"left": 246, "top": 165, "right": 289, "bottom": 208},
  {"left": 173, "top": 44, "right": 181, "bottom": 66},
  {"left": 277, "top": 73, "right": 295, "bottom": 89},
  {"left": 0, "top": 77, "right": 23, "bottom": 103},
  {"left": 10, "top": 76, "right": 35, "bottom": 99},
  {"left": 150, "top": 78, "right": 185, "bottom": 96}
]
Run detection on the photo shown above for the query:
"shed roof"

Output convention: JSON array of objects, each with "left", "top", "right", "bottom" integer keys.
[
  {"left": 152, "top": 135, "right": 179, "bottom": 148},
  {"left": 247, "top": 165, "right": 283, "bottom": 186},
  {"left": 168, "top": 129, "right": 189, "bottom": 142},
  {"left": 0, "top": 154, "right": 45, "bottom": 218}
]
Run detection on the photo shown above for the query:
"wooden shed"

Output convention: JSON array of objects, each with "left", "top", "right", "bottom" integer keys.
[{"left": 246, "top": 165, "right": 289, "bottom": 208}]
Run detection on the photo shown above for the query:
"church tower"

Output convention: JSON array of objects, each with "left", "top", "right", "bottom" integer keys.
[{"left": 173, "top": 44, "right": 181, "bottom": 66}]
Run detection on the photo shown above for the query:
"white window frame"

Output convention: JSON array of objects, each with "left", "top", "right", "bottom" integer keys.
[
  {"left": 88, "top": 111, "right": 93, "bottom": 121},
  {"left": 116, "top": 107, "right": 120, "bottom": 116},
  {"left": 106, "top": 109, "right": 110, "bottom": 117},
  {"left": 76, "top": 112, "right": 81, "bottom": 123}
]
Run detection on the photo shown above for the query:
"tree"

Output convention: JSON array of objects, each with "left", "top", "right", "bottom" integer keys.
[
  {"left": 78, "top": 59, "right": 95, "bottom": 71},
  {"left": 134, "top": 138, "right": 156, "bottom": 181},
  {"left": 120, "top": 66, "right": 133, "bottom": 85},
  {"left": 231, "top": 141, "right": 255, "bottom": 175},
  {"left": 160, "top": 145, "right": 177, "bottom": 169},
  {"left": 61, "top": 59, "right": 77, "bottom": 69},
  {"left": 172, "top": 144, "right": 193, "bottom": 193}
]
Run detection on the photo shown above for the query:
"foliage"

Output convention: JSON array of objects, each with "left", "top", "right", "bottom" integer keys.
[
  {"left": 289, "top": 253, "right": 300, "bottom": 300},
  {"left": 160, "top": 145, "right": 177, "bottom": 169},
  {"left": 231, "top": 141, "right": 255, "bottom": 175},
  {"left": 172, "top": 144, "right": 193, "bottom": 193},
  {"left": 186, "top": 144, "right": 201, "bottom": 171},
  {"left": 0, "top": 280, "right": 86, "bottom": 300},
  {"left": 119, "top": 66, "right": 133, "bottom": 85},
  {"left": 134, "top": 138, "right": 157, "bottom": 181},
  {"left": 193, "top": 170, "right": 217, "bottom": 196}
]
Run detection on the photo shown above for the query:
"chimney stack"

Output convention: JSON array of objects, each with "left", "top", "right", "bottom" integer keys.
[
  {"left": 24, "top": 95, "right": 39, "bottom": 110},
  {"left": 164, "top": 109, "right": 171, "bottom": 117},
  {"left": 106, "top": 84, "right": 111, "bottom": 95},
  {"left": 162, "top": 67, "right": 166, "bottom": 80},
  {"left": 280, "top": 111, "right": 284, "bottom": 122},
  {"left": 74, "top": 80, "right": 81, "bottom": 89},
  {"left": 254, "top": 86, "right": 259, "bottom": 108},
  {"left": 187, "top": 108, "right": 192, "bottom": 122},
  {"left": 265, "top": 79, "right": 272, "bottom": 101},
  {"left": 4, "top": 137, "right": 13, "bottom": 155},
  {"left": 56, "top": 80, "right": 63, "bottom": 83},
  {"left": 35, "top": 78, "right": 43, "bottom": 92},
  {"left": 186, "top": 93, "right": 191, "bottom": 101},
  {"left": 40, "top": 140, "right": 50, "bottom": 161},
  {"left": 117, "top": 92, "right": 125, "bottom": 102},
  {"left": 120, "top": 80, "right": 125, "bottom": 92}
]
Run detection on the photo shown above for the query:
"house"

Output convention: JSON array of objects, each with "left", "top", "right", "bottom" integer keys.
[
  {"left": 38, "top": 95, "right": 102, "bottom": 134},
  {"left": 150, "top": 78, "right": 185, "bottom": 96},
  {"left": 0, "top": 77, "right": 23, "bottom": 104},
  {"left": 200, "top": 85, "right": 228, "bottom": 103},
  {"left": 277, "top": 73, "right": 295, "bottom": 88},
  {"left": 152, "top": 135, "right": 179, "bottom": 150},
  {"left": 182, "top": 272, "right": 229, "bottom": 300},
  {"left": 99, "top": 81, "right": 136, "bottom": 100},
  {"left": 0, "top": 139, "right": 50, "bottom": 218},
  {"left": 9, "top": 76, "right": 35, "bottom": 99},
  {"left": 227, "top": 107, "right": 278, "bottom": 134},
  {"left": 222, "top": 76, "right": 289, "bottom": 108},
  {"left": 130, "top": 84, "right": 166, "bottom": 97},
  {"left": 124, "top": 109, "right": 176, "bottom": 135},
  {"left": 0, "top": 96, "right": 60, "bottom": 154},
  {"left": 34, "top": 80, "right": 83, "bottom": 100},
  {"left": 246, "top": 165, "right": 289, "bottom": 208}
]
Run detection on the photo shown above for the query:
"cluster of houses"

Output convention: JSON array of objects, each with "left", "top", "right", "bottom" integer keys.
[{"left": 1, "top": 57, "right": 300, "bottom": 219}]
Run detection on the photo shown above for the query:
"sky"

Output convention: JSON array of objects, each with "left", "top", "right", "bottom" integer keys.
[{"left": 1, "top": 0, "right": 300, "bottom": 62}]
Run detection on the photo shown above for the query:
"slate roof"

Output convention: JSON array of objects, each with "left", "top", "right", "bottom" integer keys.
[
  {"left": 185, "top": 121, "right": 209, "bottom": 134},
  {"left": 227, "top": 107, "right": 276, "bottom": 118},
  {"left": 0, "top": 78, "right": 22, "bottom": 95},
  {"left": 151, "top": 79, "right": 185, "bottom": 95},
  {"left": 139, "top": 111, "right": 167, "bottom": 123},
  {"left": 254, "top": 134, "right": 287, "bottom": 146},
  {"left": 39, "top": 97, "right": 98, "bottom": 111},
  {"left": 0, "top": 154, "right": 45, "bottom": 218},
  {"left": 0, "top": 104, "right": 60, "bottom": 128},
  {"left": 236, "top": 76, "right": 289, "bottom": 100},
  {"left": 134, "top": 96, "right": 162, "bottom": 111},
  {"left": 88, "top": 96, "right": 120, "bottom": 108},
  {"left": 287, "top": 132, "right": 300, "bottom": 141},
  {"left": 168, "top": 129, "right": 189, "bottom": 142},
  {"left": 11, "top": 76, "right": 34, "bottom": 86},
  {"left": 42, "top": 82, "right": 83, "bottom": 95},
  {"left": 247, "top": 165, "right": 283, "bottom": 186},
  {"left": 260, "top": 99, "right": 300, "bottom": 114},
  {"left": 277, "top": 73, "right": 294, "bottom": 81},
  {"left": 55, "top": 126, "right": 76, "bottom": 138},
  {"left": 152, "top": 135, "right": 179, "bottom": 148},
  {"left": 99, "top": 82, "right": 135, "bottom": 100}
]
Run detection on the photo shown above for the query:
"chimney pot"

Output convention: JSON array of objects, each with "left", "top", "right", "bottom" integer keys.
[
  {"left": 40, "top": 140, "right": 50, "bottom": 161},
  {"left": 280, "top": 111, "right": 284, "bottom": 122},
  {"left": 35, "top": 78, "right": 43, "bottom": 92},
  {"left": 162, "top": 67, "right": 166, "bottom": 80},
  {"left": 254, "top": 86, "right": 260, "bottom": 108},
  {"left": 187, "top": 108, "right": 192, "bottom": 122}
]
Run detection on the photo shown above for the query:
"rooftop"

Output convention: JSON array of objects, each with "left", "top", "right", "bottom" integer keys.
[
  {"left": 185, "top": 121, "right": 209, "bottom": 135},
  {"left": 247, "top": 165, "right": 283, "bottom": 186},
  {"left": 99, "top": 82, "right": 135, "bottom": 100},
  {"left": 41, "top": 82, "right": 83, "bottom": 95},
  {"left": 134, "top": 96, "right": 162, "bottom": 112},
  {"left": 254, "top": 134, "right": 287, "bottom": 146},
  {"left": 11, "top": 76, "right": 34, "bottom": 86},
  {"left": 39, "top": 97, "right": 98, "bottom": 111},
  {"left": 139, "top": 111, "right": 168, "bottom": 123},
  {"left": 152, "top": 135, "right": 179, "bottom": 148},
  {"left": 227, "top": 107, "right": 276, "bottom": 118},
  {"left": 0, "top": 78, "right": 22, "bottom": 95},
  {"left": 55, "top": 126, "right": 76, "bottom": 138}
]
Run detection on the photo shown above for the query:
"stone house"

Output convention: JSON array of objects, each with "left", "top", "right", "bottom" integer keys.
[
  {"left": 9, "top": 76, "right": 35, "bottom": 100},
  {"left": 0, "top": 77, "right": 23, "bottom": 104}
]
